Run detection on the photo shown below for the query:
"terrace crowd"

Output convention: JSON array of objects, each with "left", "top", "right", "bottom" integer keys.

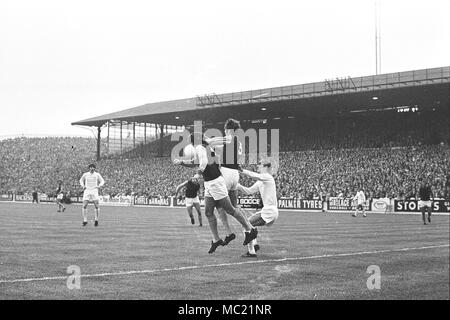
[{"left": 1, "top": 136, "right": 448, "bottom": 200}]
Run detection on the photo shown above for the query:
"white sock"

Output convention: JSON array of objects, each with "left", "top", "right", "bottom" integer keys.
[
  {"left": 248, "top": 240, "right": 256, "bottom": 254},
  {"left": 95, "top": 208, "right": 99, "bottom": 221},
  {"left": 82, "top": 208, "right": 88, "bottom": 222}
]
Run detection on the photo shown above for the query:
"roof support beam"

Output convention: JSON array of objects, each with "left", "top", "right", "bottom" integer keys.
[
  {"left": 159, "top": 124, "right": 165, "bottom": 157},
  {"left": 97, "top": 126, "right": 101, "bottom": 161}
]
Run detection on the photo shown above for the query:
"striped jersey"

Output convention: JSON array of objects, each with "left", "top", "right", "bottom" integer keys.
[{"left": 80, "top": 172, "right": 105, "bottom": 190}]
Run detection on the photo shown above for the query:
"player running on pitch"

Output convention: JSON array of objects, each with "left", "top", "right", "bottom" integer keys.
[
  {"left": 175, "top": 175, "right": 203, "bottom": 226},
  {"left": 79, "top": 164, "right": 105, "bottom": 227},
  {"left": 237, "top": 158, "right": 278, "bottom": 258},
  {"left": 55, "top": 181, "right": 66, "bottom": 212},
  {"left": 352, "top": 188, "right": 367, "bottom": 217},
  {"left": 174, "top": 132, "right": 257, "bottom": 254}
]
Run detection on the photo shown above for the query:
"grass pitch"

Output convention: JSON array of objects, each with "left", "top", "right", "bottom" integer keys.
[{"left": 0, "top": 202, "right": 448, "bottom": 300}]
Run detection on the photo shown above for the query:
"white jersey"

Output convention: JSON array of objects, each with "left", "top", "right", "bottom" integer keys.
[
  {"left": 354, "top": 191, "right": 366, "bottom": 205},
  {"left": 80, "top": 172, "right": 105, "bottom": 191},
  {"left": 237, "top": 171, "right": 277, "bottom": 208}
]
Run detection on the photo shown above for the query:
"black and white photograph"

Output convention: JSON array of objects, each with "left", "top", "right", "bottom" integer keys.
[{"left": 0, "top": 0, "right": 449, "bottom": 306}]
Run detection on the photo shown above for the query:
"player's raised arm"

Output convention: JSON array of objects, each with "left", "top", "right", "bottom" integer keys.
[
  {"left": 237, "top": 182, "right": 260, "bottom": 195},
  {"left": 240, "top": 169, "right": 271, "bottom": 182},
  {"left": 175, "top": 180, "right": 188, "bottom": 197},
  {"left": 177, "top": 158, "right": 197, "bottom": 168},
  {"left": 196, "top": 145, "right": 208, "bottom": 173},
  {"left": 204, "top": 135, "right": 232, "bottom": 148}
]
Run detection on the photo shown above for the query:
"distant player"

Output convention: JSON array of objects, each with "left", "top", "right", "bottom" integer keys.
[
  {"left": 352, "top": 188, "right": 366, "bottom": 217},
  {"left": 175, "top": 175, "right": 203, "bottom": 226},
  {"left": 418, "top": 179, "right": 433, "bottom": 225},
  {"left": 205, "top": 118, "right": 244, "bottom": 246},
  {"left": 55, "top": 181, "right": 66, "bottom": 212},
  {"left": 174, "top": 132, "right": 257, "bottom": 254},
  {"left": 79, "top": 164, "right": 105, "bottom": 227},
  {"left": 32, "top": 190, "right": 39, "bottom": 204},
  {"left": 237, "top": 158, "right": 278, "bottom": 258}
]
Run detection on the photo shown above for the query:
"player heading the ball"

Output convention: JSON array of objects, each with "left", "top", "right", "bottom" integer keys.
[{"left": 174, "top": 132, "right": 258, "bottom": 254}]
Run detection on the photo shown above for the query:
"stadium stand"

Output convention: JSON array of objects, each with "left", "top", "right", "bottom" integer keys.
[
  {"left": 0, "top": 137, "right": 98, "bottom": 195},
  {"left": 1, "top": 122, "right": 448, "bottom": 200}
]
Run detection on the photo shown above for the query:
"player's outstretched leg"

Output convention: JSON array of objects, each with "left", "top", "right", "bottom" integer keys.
[
  {"left": 217, "top": 207, "right": 236, "bottom": 245},
  {"left": 216, "top": 197, "right": 257, "bottom": 245},
  {"left": 222, "top": 189, "right": 238, "bottom": 244},
  {"left": 221, "top": 189, "right": 239, "bottom": 245},
  {"left": 193, "top": 203, "right": 202, "bottom": 227},
  {"left": 204, "top": 197, "right": 223, "bottom": 254}
]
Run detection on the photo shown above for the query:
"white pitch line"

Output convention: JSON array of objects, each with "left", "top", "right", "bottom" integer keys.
[{"left": 0, "top": 244, "right": 448, "bottom": 284}]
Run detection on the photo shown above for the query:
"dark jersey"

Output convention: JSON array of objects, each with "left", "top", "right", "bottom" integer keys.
[
  {"left": 257, "top": 196, "right": 263, "bottom": 209},
  {"left": 221, "top": 136, "right": 242, "bottom": 170},
  {"left": 185, "top": 180, "right": 200, "bottom": 198},
  {"left": 419, "top": 186, "right": 432, "bottom": 201},
  {"left": 56, "top": 186, "right": 62, "bottom": 194},
  {"left": 201, "top": 143, "right": 222, "bottom": 182}
]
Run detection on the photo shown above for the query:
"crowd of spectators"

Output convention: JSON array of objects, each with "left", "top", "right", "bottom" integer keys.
[
  {"left": 0, "top": 137, "right": 97, "bottom": 195},
  {"left": 275, "top": 145, "right": 449, "bottom": 200},
  {"left": 0, "top": 137, "right": 197, "bottom": 197},
  {"left": 1, "top": 112, "right": 448, "bottom": 201},
  {"left": 99, "top": 157, "right": 194, "bottom": 197}
]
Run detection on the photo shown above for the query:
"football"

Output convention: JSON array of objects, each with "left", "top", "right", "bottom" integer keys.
[{"left": 183, "top": 144, "right": 197, "bottom": 160}]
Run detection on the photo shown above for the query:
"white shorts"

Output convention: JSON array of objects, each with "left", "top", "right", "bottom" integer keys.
[
  {"left": 220, "top": 166, "right": 239, "bottom": 191},
  {"left": 258, "top": 206, "right": 279, "bottom": 226},
  {"left": 418, "top": 200, "right": 432, "bottom": 208},
  {"left": 185, "top": 196, "right": 200, "bottom": 207},
  {"left": 204, "top": 176, "right": 229, "bottom": 201},
  {"left": 56, "top": 194, "right": 63, "bottom": 200},
  {"left": 83, "top": 189, "right": 99, "bottom": 202}
]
